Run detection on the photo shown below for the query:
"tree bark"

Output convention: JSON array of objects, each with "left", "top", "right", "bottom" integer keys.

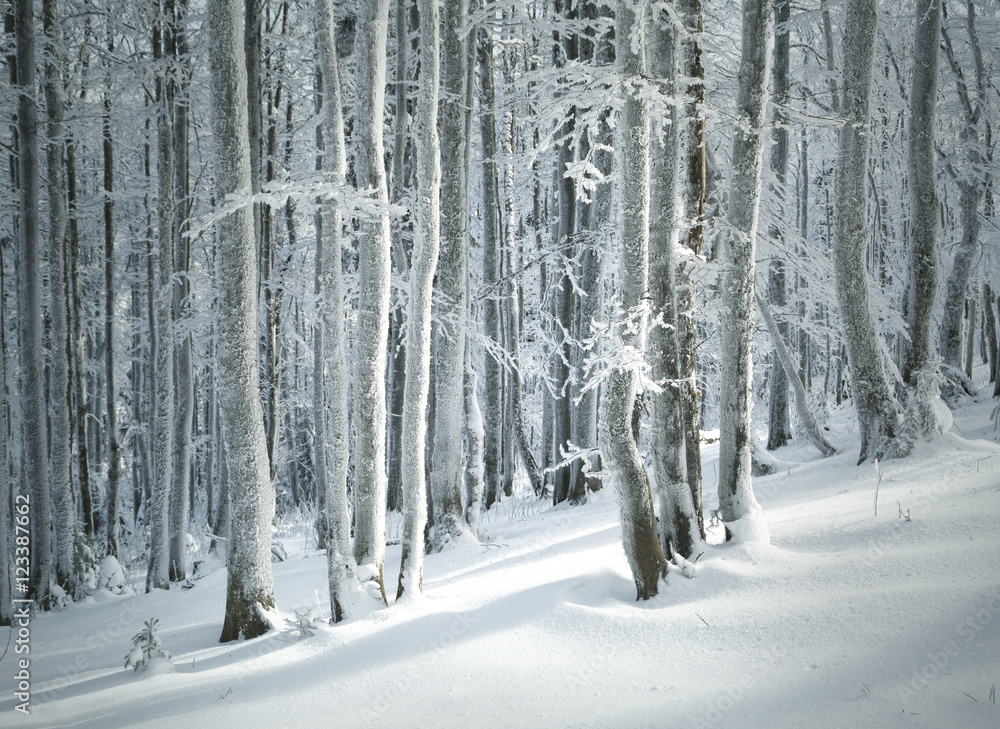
[
  {"left": 716, "top": 0, "right": 772, "bottom": 540},
  {"left": 352, "top": 0, "right": 393, "bottom": 603},
  {"left": 16, "top": 0, "right": 53, "bottom": 607},
  {"left": 833, "top": 0, "right": 903, "bottom": 463},
  {"left": 600, "top": 0, "right": 668, "bottom": 601},
  {"left": 397, "top": 0, "right": 441, "bottom": 598},
  {"left": 209, "top": 0, "right": 277, "bottom": 642}
]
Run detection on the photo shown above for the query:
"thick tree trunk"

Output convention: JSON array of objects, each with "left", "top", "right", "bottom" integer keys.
[
  {"left": 716, "top": 0, "right": 772, "bottom": 540},
  {"left": 42, "top": 0, "right": 76, "bottom": 587},
  {"left": 600, "top": 0, "right": 668, "bottom": 601},
  {"left": 210, "top": 0, "right": 277, "bottom": 642},
  {"left": 16, "top": 0, "right": 53, "bottom": 607},
  {"left": 647, "top": 5, "right": 699, "bottom": 560},
  {"left": 833, "top": 0, "right": 903, "bottom": 463},
  {"left": 902, "top": 0, "right": 941, "bottom": 401},
  {"left": 352, "top": 0, "right": 392, "bottom": 603},
  {"left": 315, "top": 0, "right": 354, "bottom": 622},
  {"left": 431, "top": 0, "right": 472, "bottom": 544}
]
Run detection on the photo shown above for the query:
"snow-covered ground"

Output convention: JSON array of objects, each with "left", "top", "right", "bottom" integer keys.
[{"left": 5, "top": 377, "right": 1000, "bottom": 728}]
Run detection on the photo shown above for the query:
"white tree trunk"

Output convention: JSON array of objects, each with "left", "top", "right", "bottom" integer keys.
[
  {"left": 716, "top": 0, "right": 772, "bottom": 541},
  {"left": 431, "top": 0, "right": 472, "bottom": 544},
  {"left": 902, "top": 0, "right": 941, "bottom": 432},
  {"left": 599, "top": 0, "right": 668, "bottom": 601},
  {"left": 208, "top": 0, "right": 277, "bottom": 642},
  {"left": 397, "top": 0, "right": 441, "bottom": 599},
  {"left": 16, "top": 0, "right": 53, "bottom": 607},
  {"left": 647, "top": 4, "right": 700, "bottom": 560},
  {"left": 833, "top": 0, "right": 903, "bottom": 463},
  {"left": 315, "top": 0, "right": 354, "bottom": 623},
  {"left": 351, "top": 0, "right": 392, "bottom": 602}
]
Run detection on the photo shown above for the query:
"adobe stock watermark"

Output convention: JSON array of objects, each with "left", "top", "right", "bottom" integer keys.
[
  {"left": 897, "top": 588, "right": 1000, "bottom": 701},
  {"left": 688, "top": 642, "right": 789, "bottom": 729},
  {"left": 12, "top": 492, "right": 32, "bottom": 714}
]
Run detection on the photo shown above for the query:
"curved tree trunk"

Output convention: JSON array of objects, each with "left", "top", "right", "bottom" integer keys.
[
  {"left": 600, "top": 0, "right": 668, "bottom": 601},
  {"left": 833, "top": 0, "right": 904, "bottom": 464}
]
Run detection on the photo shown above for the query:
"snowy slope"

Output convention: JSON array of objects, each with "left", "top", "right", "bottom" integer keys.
[{"left": 4, "top": 384, "right": 1000, "bottom": 728}]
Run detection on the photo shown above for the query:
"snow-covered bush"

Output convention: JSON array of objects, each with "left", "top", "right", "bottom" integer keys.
[
  {"left": 285, "top": 609, "right": 317, "bottom": 638},
  {"left": 98, "top": 556, "right": 126, "bottom": 594},
  {"left": 124, "top": 618, "right": 173, "bottom": 673}
]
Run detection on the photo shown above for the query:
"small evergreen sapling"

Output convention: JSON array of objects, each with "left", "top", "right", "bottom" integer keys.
[{"left": 124, "top": 618, "right": 172, "bottom": 673}]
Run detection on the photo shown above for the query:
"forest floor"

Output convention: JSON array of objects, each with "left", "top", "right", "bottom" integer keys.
[{"left": 4, "top": 370, "right": 1000, "bottom": 728}]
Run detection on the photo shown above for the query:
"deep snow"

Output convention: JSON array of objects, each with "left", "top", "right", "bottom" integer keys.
[{"left": 4, "top": 374, "right": 1000, "bottom": 728}]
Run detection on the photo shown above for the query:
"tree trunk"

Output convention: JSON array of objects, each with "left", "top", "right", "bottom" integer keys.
[
  {"left": 901, "top": 1, "right": 940, "bottom": 396},
  {"left": 478, "top": 28, "right": 503, "bottom": 510},
  {"left": 600, "top": 0, "right": 668, "bottom": 601},
  {"left": 210, "top": 0, "right": 277, "bottom": 642},
  {"left": 147, "top": 11, "right": 175, "bottom": 593},
  {"left": 351, "top": 0, "right": 392, "bottom": 603},
  {"left": 315, "top": 0, "right": 354, "bottom": 622},
  {"left": 716, "top": 0, "right": 772, "bottom": 540},
  {"left": 170, "top": 0, "right": 193, "bottom": 581},
  {"left": 42, "top": 0, "right": 76, "bottom": 587},
  {"left": 397, "top": 0, "right": 441, "bottom": 598},
  {"left": 16, "top": 0, "right": 53, "bottom": 607},
  {"left": 678, "top": 0, "right": 705, "bottom": 539},
  {"left": 766, "top": 0, "right": 792, "bottom": 451},
  {"left": 431, "top": 0, "right": 471, "bottom": 544},
  {"left": 647, "top": 4, "right": 700, "bottom": 560},
  {"left": 756, "top": 292, "right": 839, "bottom": 457},
  {"left": 985, "top": 284, "right": 998, "bottom": 384},
  {"left": 833, "top": 0, "right": 903, "bottom": 463}
]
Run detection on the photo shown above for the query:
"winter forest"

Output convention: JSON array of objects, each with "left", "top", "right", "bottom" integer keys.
[{"left": 2, "top": 0, "right": 1000, "bottom": 725}]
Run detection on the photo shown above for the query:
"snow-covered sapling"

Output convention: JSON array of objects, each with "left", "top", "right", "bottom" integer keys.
[
  {"left": 124, "top": 618, "right": 172, "bottom": 672},
  {"left": 285, "top": 609, "right": 317, "bottom": 638}
]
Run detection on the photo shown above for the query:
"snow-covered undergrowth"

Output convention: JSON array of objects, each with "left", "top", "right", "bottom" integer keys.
[{"left": 4, "top": 382, "right": 1000, "bottom": 728}]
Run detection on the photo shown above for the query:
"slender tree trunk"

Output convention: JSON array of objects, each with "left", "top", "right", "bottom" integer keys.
[
  {"left": 352, "top": 0, "right": 392, "bottom": 602},
  {"left": 397, "top": 0, "right": 441, "bottom": 598},
  {"left": 600, "top": 0, "right": 668, "bottom": 601},
  {"left": 147, "top": 13, "right": 175, "bottom": 593},
  {"left": 315, "top": 0, "right": 354, "bottom": 622},
  {"left": 678, "top": 0, "right": 705, "bottom": 539},
  {"left": 42, "top": 0, "right": 75, "bottom": 586},
  {"left": 833, "top": 0, "right": 903, "bottom": 463},
  {"left": 716, "top": 0, "right": 772, "bottom": 540},
  {"left": 170, "top": 0, "right": 193, "bottom": 581},
  {"left": 756, "top": 292, "right": 838, "bottom": 456},
  {"left": 478, "top": 28, "right": 503, "bottom": 510},
  {"left": 0, "top": 268, "right": 8, "bottom": 623},
  {"left": 766, "top": 0, "right": 792, "bottom": 451},
  {"left": 985, "top": 284, "right": 998, "bottom": 384},
  {"left": 103, "top": 37, "right": 123, "bottom": 563},
  {"left": 16, "top": 0, "right": 52, "bottom": 608},
  {"left": 209, "top": 0, "right": 277, "bottom": 642}
]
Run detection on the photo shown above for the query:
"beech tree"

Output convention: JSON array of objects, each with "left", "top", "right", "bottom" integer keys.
[
  {"left": 833, "top": 0, "right": 905, "bottom": 463},
  {"left": 600, "top": 0, "right": 668, "bottom": 601},
  {"left": 397, "top": 0, "right": 441, "bottom": 599},
  {"left": 716, "top": 0, "right": 772, "bottom": 541},
  {"left": 208, "top": 0, "right": 276, "bottom": 642}
]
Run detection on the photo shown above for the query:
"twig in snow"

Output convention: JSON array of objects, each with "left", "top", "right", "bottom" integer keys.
[
  {"left": 695, "top": 613, "right": 710, "bottom": 628},
  {"left": 963, "top": 692, "right": 978, "bottom": 702}
]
